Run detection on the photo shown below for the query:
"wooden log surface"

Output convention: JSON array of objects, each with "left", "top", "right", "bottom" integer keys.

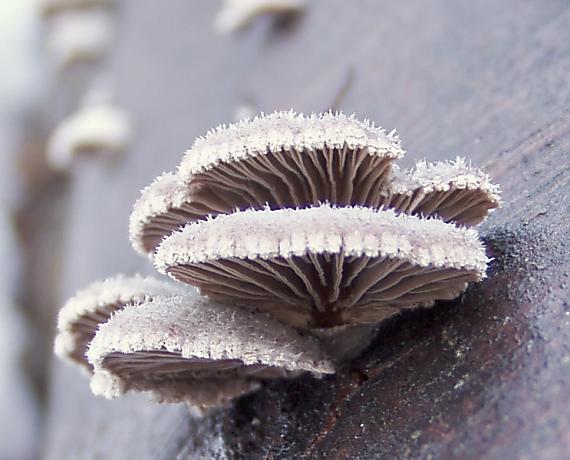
[{"left": 43, "top": 1, "right": 570, "bottom": 458}]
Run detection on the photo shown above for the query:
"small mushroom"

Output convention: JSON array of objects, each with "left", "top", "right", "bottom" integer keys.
[
  {"left": 55, "top": 275, "right": 184, "bottom": 371},
  {"left": 176, "top": 111, "right": 404, "bottom": 217},
  {"left": 214, "top": 0, "right": 306, "bottom": 34},
  {"left": 155, "top": 204, "right": 488, "bottom": 328},
  {"left": 46, "top": 7, "right": 114, "bottom": 68},
  {"left": 387, "top": 157, "right": 501, "bottom": 226},
  {"left": 47, "top": 89, "right": 132, "bottom": 170},
  {"left": 39, "top": 0, "right": 114, "bottom": 17},
  {"left": 129, "top": 172, "right": 228, "bottom": 256},
  {"left": 87, "top": 294, "right": 334, "bottom": 408}
]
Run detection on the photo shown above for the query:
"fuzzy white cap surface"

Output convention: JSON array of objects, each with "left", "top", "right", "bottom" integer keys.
[
  {"left": 55, "top": 274, "right": 186, "bottom": 360},
  {"left": 128, "top": 172, "right": 191, "bottom": 256},
  {"left": 391, "top": 157, "right": 501, "bottom": 203},
  {"left": 87, "top": 293, "right": 334, "bottom": 398},
  {"left": 178, "top": 111, "right": 404, "bottom": 181},
  {"left": 155, "top": 204, "right": 489, "bottom": 276}
]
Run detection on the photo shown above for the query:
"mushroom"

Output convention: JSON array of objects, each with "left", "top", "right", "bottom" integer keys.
[
  {"left": 129, "top": 111, "right": 404, "bottom": 256},
  {"left": 155, "top": 204, "right": 488, "bottom": 329},
  {"left": 87, "top": 294, "right": 334, "bottom": 408},
  {"left": 45, "top": 7, "right": 114, "bottom": 68},
  {"left": 214, "top": 0, "right": 306, "bottom": 34},
  {"left": 129, "top": 172, "right": 229, "bottom": 256},
  {"left": 55, "top": 111, "right": 501, "bottom": 406},
  {"left": 387, "top": 157, "right": 501, "bottom": 226},
  {"left": 176, "top": 111, "right": 404, "bottom": 214},
  {"left": 39, "top": 0, "right": 114, "bottom": 17},
  {"left": 55, "top": 275, "right": 184, "bottom": 371},
  {"left": 47, "top": 88, "right": 132, "bottom": 171}
]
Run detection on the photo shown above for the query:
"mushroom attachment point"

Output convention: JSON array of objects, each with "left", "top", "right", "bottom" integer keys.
[
  {"left": 55, "top": 275, "right": 185, "bottom": 371},
  {"left": 86, "top": 294, "right": 334, "bottom": 409},
  {"left": 155, "top": 204, "right": 488, "bottom": 329}
]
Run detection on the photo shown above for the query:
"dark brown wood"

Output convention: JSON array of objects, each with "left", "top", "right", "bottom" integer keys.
[{"left": 43, "top": 1, "right": 570, "bottom": 458}]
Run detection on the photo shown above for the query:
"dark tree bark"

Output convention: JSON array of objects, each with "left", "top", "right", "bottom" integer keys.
[{"left": 43, "top": 1, "right": 570, "bottom": 458}]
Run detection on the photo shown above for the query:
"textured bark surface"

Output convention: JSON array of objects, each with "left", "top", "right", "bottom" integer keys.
[{"left": 43, "top": 1, "right": 570, "bottom": 458}]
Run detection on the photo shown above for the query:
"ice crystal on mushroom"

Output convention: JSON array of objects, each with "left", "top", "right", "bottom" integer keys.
[
  {"left": 87, "top": 294, "right": 333, "bottom": 407},
  {"left": 55, "top": 110, "right": 500, "bottom": 409}
]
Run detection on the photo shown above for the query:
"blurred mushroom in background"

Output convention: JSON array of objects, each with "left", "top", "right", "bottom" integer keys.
[
  {"left": 40, "top": 0, "right": 115, "bottom": 69},
  {"left": 214, "top": 0, "right": 306, "bottom": 34},
  {"left": 47, "top": 85, "right": 132, "bottom": 171},
  {"left": 0, "top": 1, "right": 43, "bottom": 458},
  {"left": 39, "top": 0, "right": 114, "bottom": 17}
]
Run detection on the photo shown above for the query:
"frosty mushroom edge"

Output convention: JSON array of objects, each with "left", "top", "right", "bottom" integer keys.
[{"left": 54, "top": 111, "right": 500, "bottom": 410}]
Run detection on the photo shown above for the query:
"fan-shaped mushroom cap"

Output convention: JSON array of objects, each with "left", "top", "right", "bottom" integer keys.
[
  {"left": 387, "top": 158, "right": 501, "bottom": 226},
  {"left": 55, "top": 275, "right": 184, "bottom": 371},
  {"left": 129, "top": 172, "right": 233, "bottom": 256},
  {"left": 87, "top": 294, "right": 334, "bottom": 407},
  {"left": 214, "top": 0, "right": 306, "bottom": 34},
  {"left": 155, "top": 205, "right": 488, "bottom": 328},
  {"left": 176, "top": 111, "right": 404, "bottom": 217}
]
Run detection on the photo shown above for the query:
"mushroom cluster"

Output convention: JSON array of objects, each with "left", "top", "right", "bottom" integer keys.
[{"left": 55, "top": 111, "right": 500, "bottom": 411}]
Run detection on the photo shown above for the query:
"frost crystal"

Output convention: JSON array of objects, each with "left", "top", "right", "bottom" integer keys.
[
  {"left": 55, "top": 274, "right": 185, "bottom": 370},
  {"left": 87, "top": 294, "right": 333, "bottom": 406},
  {"left": 155, "top": 204, "right": 488, "bottom": 327}
]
